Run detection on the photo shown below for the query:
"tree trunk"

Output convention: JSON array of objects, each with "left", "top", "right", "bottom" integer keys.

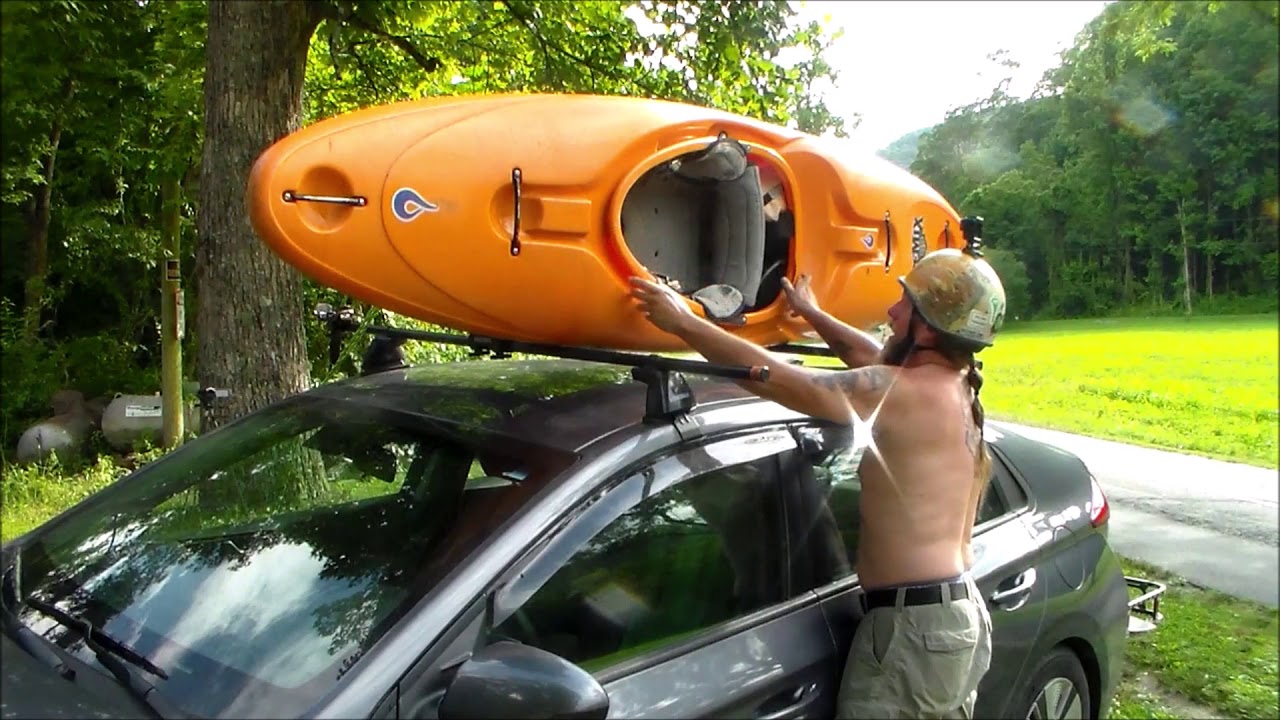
[
  {"left": 23, "top": 76, "right": 75, "bottom": 340},
  {"left": 195, "top": 0, "right": 320, "bottom": 430},
  {"left": 1101, "top": 17, "right": 1123, "bottom": 306},
  {"left": 1176, "top": 199, "right": 1193, "bottom": 315},
  {"left": 1204, "top": 196, "right": 1214, "bottom": 300},
  {"left": 1206, "top": 253, "right": 1214, "bottom": 300},
  {"left": 1245, "top": 205, "right": 1258, "bottom": 294},
  {"left": 161, "top": 175, "right": 185, "bottom": 448},
  {"left": 1122, "top": 235, "right": 1132, "bottom": 305}
]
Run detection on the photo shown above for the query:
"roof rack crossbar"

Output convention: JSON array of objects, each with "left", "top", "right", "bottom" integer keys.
[
  {"left": 315, "top": 303, "right": 778, "bottom": 423},
  {"left": 766, "top": 343, "right": 839, "bottom": 358},
  {"left": 365, "top": 324, "right": 771, "bottom": 383}
]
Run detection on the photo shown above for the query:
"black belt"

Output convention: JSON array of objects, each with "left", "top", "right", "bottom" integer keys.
[{"left": 863, "top": 580, "right": 970, "bottom": 611}]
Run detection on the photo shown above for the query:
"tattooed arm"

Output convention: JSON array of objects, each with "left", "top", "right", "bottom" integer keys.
[
  {"left": 796, "top": 305, "right": 886, "bottom": 369},
  {"left": 781, "top": 276, "right": 884, "bottom": 368},
  {"left": 683, "top": 319, "right": 896, "bottom": 423},
  {"left": 630, "top": 277, "right": 898, "bottom": 424}
]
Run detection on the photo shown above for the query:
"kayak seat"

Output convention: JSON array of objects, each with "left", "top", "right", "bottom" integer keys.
[
  {"left": 621, "top": 134, "right": 767, "bottom": 321},
  {"left": 705, "top": 164, "right": 766, "bottom": 313}
]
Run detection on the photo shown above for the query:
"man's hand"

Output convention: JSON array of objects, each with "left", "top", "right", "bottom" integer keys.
[
  {"left": 781, "top": 274, "right": 819, "bottom": 319},
  {"left": 630, "top": 277, "right": 699, "bottom": 335}
]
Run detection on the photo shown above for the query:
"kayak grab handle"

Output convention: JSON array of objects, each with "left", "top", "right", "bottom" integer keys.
[
  {"left": 281, "top": 190, "right": 367, "bottom": 207},
  {"left": 883, "top": 211, "right": 892, "bottom": 271},
  {"left": 510, "top": 167, "right": 522, "bottom": 257}
]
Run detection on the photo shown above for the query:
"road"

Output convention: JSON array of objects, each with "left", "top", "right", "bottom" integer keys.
[{"left": 996, "top": 421, "right": 1279, "bottom": 608}]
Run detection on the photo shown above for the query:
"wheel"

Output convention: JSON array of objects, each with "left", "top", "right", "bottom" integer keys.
[{"left": 1019, "top": 646, "right": 1091, "bottom": 720}]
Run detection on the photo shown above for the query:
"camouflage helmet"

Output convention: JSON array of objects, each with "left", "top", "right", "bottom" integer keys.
[{"left": 898, "top": 248, "right": 1007, "bottom": 351}]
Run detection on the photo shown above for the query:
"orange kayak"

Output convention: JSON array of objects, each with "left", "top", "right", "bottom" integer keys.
[{"left": 247, "top": 93, "right": 968, "bottom": 351}]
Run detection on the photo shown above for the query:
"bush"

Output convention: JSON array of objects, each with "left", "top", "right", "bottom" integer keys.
[
  {"left": 0, "top": 297, "right": 66, "bottom": 449},
  {"left": 0, "top": 297, "right": 161, "bottom": 457},
  {"left": 0, "top": 444, "right": 169, "bottom": 542}
]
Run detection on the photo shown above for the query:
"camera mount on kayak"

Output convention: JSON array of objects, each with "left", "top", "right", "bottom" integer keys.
[{"left": 312, "top": 302, "right": 772, "bottom": 423}]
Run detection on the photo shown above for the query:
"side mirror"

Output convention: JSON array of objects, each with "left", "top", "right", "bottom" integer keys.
[{"left": 438, "top": 642, "right": 609, "bottom": 720}]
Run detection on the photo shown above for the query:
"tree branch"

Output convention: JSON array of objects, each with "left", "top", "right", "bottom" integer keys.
[
  {"left": 328, "top": 24, "right": 342, "bottom": 79},
  {"left": 343, "top": 9, "right": 442, "bottom": 74},
  {"left": 499, "top": 0, "right": 662, "bottom": 95},
  {"left": 347, "top": 43, "right": 385, "bottom": 97},
  {"left": 312, "top": 0, "right": 443, "bottom": 74}
]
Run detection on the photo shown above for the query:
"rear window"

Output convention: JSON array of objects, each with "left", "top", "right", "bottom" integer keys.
[{"left": 9, "top": 394, "right": 575, "bottom": 719}]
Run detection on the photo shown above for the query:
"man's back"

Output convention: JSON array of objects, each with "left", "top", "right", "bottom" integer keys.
[{"left": 852, "top": 364, "right": 984, "bottom": 589}]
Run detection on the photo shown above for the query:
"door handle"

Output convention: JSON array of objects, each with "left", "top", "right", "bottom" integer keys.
[
  {"left": 989, "top": 567, "right": 1037, "bottom": 605},
  {"left": 756, "top": 682, "right": 820, "bottom": 719}
]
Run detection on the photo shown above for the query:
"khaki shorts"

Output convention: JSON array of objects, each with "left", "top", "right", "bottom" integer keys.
[{"left": 835, "top": 574, "right": 993, "bottom": 719}]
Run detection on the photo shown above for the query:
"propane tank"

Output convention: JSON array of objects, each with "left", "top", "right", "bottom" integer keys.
[
  {"left": 14, "top": 390, "right": 103, "bottom": 465},
  {"left": 100, "top": 393, "right": 201, "bottom": 451}
]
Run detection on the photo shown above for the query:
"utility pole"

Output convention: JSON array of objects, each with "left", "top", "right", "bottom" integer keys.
[{"left": 160, "top": 176, "right": 185, "bottom": 447}]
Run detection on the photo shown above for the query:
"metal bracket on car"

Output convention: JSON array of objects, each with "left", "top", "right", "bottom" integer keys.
[
  {"left": 671, "top": 411, "right": 706, "bottom": 442},
  {"left": 196, "top": 386, "right": 231, "bottom": 410},
  {"left": 1125, "top": 575, "right": 1166, "bottom": 634}
]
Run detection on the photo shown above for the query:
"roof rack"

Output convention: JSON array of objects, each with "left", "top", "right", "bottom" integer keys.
[
  {"left": 314, "top": 303, "right": 772, "bottom": 423},
  {"left": 765, "top": 342, "right": 839, "bottom": 358}
]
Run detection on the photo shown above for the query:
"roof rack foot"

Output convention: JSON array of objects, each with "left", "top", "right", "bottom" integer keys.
[{"left": 631, "top": 366, "right": 695, "bottom": 423}]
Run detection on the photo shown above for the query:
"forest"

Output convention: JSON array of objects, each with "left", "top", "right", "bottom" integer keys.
[
  {"left": 904, "top": 1, "right": 1278, "bottom": 321},
  {"left": 1, "top": 0, "right": 1276, "bottom": 453}
]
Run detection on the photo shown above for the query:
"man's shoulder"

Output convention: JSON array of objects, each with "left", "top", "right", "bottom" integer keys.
[{"left": 893, "top": 365, "right": 965, "bottom": 404}]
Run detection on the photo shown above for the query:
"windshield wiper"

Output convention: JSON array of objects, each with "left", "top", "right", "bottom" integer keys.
[
  {"left": 25, "top": 597, "right": 169, "bottom": 679},
  {"left": 24, "top": 597, "right": 182, "bottom": 720},
  {"left": 1, "top": 565, "right": 76, "bottom": 680}
]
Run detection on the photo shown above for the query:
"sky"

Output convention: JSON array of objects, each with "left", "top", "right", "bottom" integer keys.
[{"left": 791, "top": 0, "right": 1112, "bottom": 150}]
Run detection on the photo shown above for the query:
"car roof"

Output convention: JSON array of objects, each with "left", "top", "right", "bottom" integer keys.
[
  {"left": 302, "top": 357, "right": 760, "bottom": 453},
  {"left": 299, "top": 355, "right": 1045, "bottom": 463}
]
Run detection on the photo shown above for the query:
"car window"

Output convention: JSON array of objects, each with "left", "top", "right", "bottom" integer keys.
[
  {"left": 782, "top": 426, "right": 863, "bottom": 591},
  {"left": 976, "top": 460, "right": 1011, "bottom": 525},
  {"left": 782, "top": 424, "right": 1019, "bottom": 594},
  {"left": 990, "top": 449, "right": 1029, "bottom": 512},
  {"left": 492, "top": 453, "right": 788, "bottom": 673}
]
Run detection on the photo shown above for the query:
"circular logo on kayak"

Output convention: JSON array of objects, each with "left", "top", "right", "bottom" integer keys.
[{"left": 391, "top": 187, "right": 439, "bottom": 222}]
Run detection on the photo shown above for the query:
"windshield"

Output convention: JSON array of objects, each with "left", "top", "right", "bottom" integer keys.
[{"left": 7, "top": 393, "right": 576, "bottom": 719}]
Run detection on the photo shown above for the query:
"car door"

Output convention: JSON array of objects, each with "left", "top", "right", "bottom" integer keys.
[
  {"left": 968, "top": 443, "right": 1050, "bottom": 718},
  {"left": 780, "top": 422, "right": 1047, "bottom": 718},
  {"left": 481, "top": 426, "right": 841, "bottom": 719}
]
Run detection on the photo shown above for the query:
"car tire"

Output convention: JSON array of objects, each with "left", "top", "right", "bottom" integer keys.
[{"left": 1018, "top": 646, "right": 1091, "bottom": 720}]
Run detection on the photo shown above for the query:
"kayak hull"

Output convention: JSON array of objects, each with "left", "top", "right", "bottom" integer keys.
[{"left": 248, "top": 93, "right": 966, "bottom": 351}]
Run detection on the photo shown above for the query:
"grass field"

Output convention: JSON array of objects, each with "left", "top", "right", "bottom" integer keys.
[{"left": 976, "top": 314, "right": 1278, "bottom": 468}]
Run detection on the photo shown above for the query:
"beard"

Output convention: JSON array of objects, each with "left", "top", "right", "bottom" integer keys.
[{"left": 880, "top": 325, "right": 916, "bottom": 367}]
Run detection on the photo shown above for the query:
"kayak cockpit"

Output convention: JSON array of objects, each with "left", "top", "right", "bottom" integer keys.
[{"left": 620, "top": 133, "right": 793, "bottom": 323}]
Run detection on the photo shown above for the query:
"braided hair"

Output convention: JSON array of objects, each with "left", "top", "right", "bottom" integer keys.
[
  {"left": 966, "top": 357, "right": 992, "bottom": 491},
  {"left": 896, "top": 308, "right": 992, "bottom": 487}
]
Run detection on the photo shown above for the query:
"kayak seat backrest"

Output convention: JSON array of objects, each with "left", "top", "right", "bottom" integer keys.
[
  {"left": 620, "top": 134, "right": 767, "bottom": 311},
  {"left": 707, "top": 165, "right": 765, "bottom": 307}
]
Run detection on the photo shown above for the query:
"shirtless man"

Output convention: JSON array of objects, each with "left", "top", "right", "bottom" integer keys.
[{"left": 629, "top": 247, "right": 1006, "bottom": 719}]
